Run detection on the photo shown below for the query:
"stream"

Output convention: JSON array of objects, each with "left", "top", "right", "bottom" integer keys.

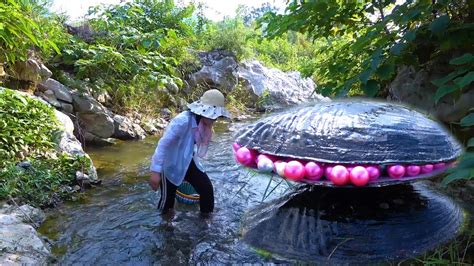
[{"left": 39, "top": 121, "right": 291, "bottom": 264}]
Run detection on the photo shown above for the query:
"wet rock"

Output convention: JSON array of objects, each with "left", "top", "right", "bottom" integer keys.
[
  {"left": 39, "top": 78, "right": 73, "bottom": 103},
  {"left": 9, "top": 58, "right": 52, "bottom": 83},
  {"left": 387, "top": 65, "right": 474, "bottom": 123},
  {"left": 113, "top": 115, "right": 146, "bottom": 140},
  {"left": 83, "top": 131, "right": 117, "bottom": 146}
]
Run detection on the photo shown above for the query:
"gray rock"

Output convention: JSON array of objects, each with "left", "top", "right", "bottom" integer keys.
[
  {"left": 0, "top": 206, "right": 51, "bottom": 265},
  {"left": 54, "top": 110, "right": 98, "bottom": 182},
  {"left": 141, "top": 120, "right": 159, "bottom": 134},
  {"left": 39, "top": 78, "right": 73, "bottom": 103},
  {"left": 161, "top": 108, "right": 172, "bottom": 117},
  {"left": 238, "top": 60, "right": 329, "bottom": 109},
  {"left": 387, "top": 65, "right": 474, "bottom": 123},
  {"left": 189, "top": 52, "right": 328, "bottom": 110},
  {"left": 166, "top": 81, "right": 179, "bottom": 94},
  {"left": 72, "top": 93, "right": 105, "bottom": 113},
  {"left": 78, "top": 112, "right": 115, "bottom": 138},
  {"left": 92, "top": 90, "right": 111, "bottom": 105},
  {"left": 9, "top": 58, "right": 52, "bottom": 83},
  {"left": 83, "top": 131, "right": 117, "bottom": 146},
  {"left": 17, "top": 161, "right": 31, "bottom": 169},
  {"left": 60, "top": 102, "right": 74, "bottom": 114},
  {"left": 72, "top": 92, "right": 115, "bottom": 139},
  {"left": 190, "top": 56, "right": 238, "bottom": 91},
  {"left": 113, "top": 115, "right": 146, "bottom": 140},
  {"left": 41, "top": 90, "right": 61, "bottom": 108}
]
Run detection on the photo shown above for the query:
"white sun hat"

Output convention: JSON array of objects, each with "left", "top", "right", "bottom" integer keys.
[{"left": 187, "top": 89, "right": 231, "bottom": 119}]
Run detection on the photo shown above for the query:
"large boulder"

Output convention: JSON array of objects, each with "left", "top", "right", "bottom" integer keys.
[
  {"left": 0, "top": 204, "right": 51, "bottom": 265},
  {"left": 238, "top": 60, "right": 328, "bottom": 109},
  {"left": 113, "top": 115, "right": 146, "bottom": 140},
  {"left": 39, "top": 78, "right": 73, "bottom": 103},
  {"left": 72, "top": 93, "right": 115, "bottom": 139},
  {"left": 189, "top": 51, "right": 328, "bottom": 110},
  {"left": 190, "top": 51, "right": 238, "bottom": 91},
  {"left": 387, "top": 65, "right": 474, "bottom": 123},
  {"left": 9, "top": 58, "right": 52, "bottom": 83},
  {"left": 54, "top": 110, "right": 98, "bottom": 183}
]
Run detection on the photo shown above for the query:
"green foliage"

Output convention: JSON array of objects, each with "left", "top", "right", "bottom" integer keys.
[
  {"left": 0, "top": 155, "right": 91, "bottom": 207},
  {"left": 0, "top": 88, "right": 60, "bottom": 166},
  {"left": 197, "top": 17, "right": 255, "bottom": 61},
  {"left": 196, "top": 16, "right": 316, "bottom": 72},
  {"left": 55, "top": 0, "right": 194, "bottom": 113},
  {"left": 0, "top": 88, "right": 92, "bottom": 206},
  {"left": 260, "top": 0, "right": 473, "bottom": 97},
  {"left": 0, "top": 0, "right": 64, "bottom": 64}
]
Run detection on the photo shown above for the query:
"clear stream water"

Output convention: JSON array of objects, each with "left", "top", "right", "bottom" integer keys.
[{"left": 38, "top": 120, "right": 469, "bottom": 264}]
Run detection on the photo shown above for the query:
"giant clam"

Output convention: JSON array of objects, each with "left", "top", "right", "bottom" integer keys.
[{"left": 233, "top": 100, "right": 463, "bottom": 187}]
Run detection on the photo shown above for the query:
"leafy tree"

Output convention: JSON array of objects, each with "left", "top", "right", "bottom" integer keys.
[
  {"left": 0, "top": 0, "right": 64, "bottom": 64},
  {"left": 260, "top": 0, "right": 473, "bottom": 97}
]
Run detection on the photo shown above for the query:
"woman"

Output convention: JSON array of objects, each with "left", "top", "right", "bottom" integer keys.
[{"left": 149, "top": 89, "right": 231, "bottom": 215}]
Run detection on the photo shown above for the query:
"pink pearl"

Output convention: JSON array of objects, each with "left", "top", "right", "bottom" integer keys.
[
  {"left": 434, "top": 162, "right": 446, "bottom": 170},
  {"left": 304, "top": 162, "right": 323, "bottom": 181},
  {"left": 406, "top": 165, "right": 421, "bottom": 177},
  {"left": 274, "top": 161, "right": 287, "bottom": 177},
  {"left": 330, "top": 165, "right": 350, "bottom": 186},
  {"left": 350, "top": 166, "right": 369, "bottom": 187},
  {"left": 257, "top": 157, "right": 274, "bottom": 172},
  {"left": 324, "top": 165, "right": 333, "bottom": 179},
  {"left": 232, "top": 142, "right": 241, "bottom": 153},
  {"left": 387, "top": 165, "right": 406, "bottom": 179},
  {"left": 284, "top": 160, "right": 306, "bottom": 181},
  {"left": 421, "top": 164, "right": 434, "bottom": 174},
  {"left": 366, "top": 165, "right": 381, "bottom": 180},
  {"left": 235, "top": 147, "right": 257, "bottom": 166}
]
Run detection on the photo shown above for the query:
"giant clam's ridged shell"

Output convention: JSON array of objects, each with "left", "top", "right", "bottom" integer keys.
[
  {"left": 235, "top": 100, "right": 463, "bottom": 164},
  {"left": 241, "top": 183, "right": 465, "bottom": 263}
]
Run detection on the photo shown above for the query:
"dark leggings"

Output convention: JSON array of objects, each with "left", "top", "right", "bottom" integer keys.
[{"left": 158, "top": 160, "right": 214, "bottom": 214}]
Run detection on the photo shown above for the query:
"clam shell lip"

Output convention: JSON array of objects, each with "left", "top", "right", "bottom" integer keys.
[{"left": 235, "top": 100, "right": 463, "bottom": 164}]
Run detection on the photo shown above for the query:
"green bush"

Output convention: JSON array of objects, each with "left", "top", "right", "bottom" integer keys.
[
  {"left": 0, "top": 0, "right": 64, "bottom": 64},
  {"left": 55, "top": 0, "right": 195, "bottom": 114},
  {"left": 0, "top": 155, "right": 91, "bottom": 207},
  {"left": 0, "top": 88, "right": 92, "bottom": 207},
  {"left": 0, "top": 88, "right": 60, "bottom": 166}
]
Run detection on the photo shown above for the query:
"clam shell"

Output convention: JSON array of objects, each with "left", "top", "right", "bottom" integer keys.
[{"left": 235, "top": 100, "right": 462, "bottom": 164}]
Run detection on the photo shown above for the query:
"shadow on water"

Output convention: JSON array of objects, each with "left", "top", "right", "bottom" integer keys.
[{"left": 38, "top": 119, "right": 467, "bottom": 264}]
